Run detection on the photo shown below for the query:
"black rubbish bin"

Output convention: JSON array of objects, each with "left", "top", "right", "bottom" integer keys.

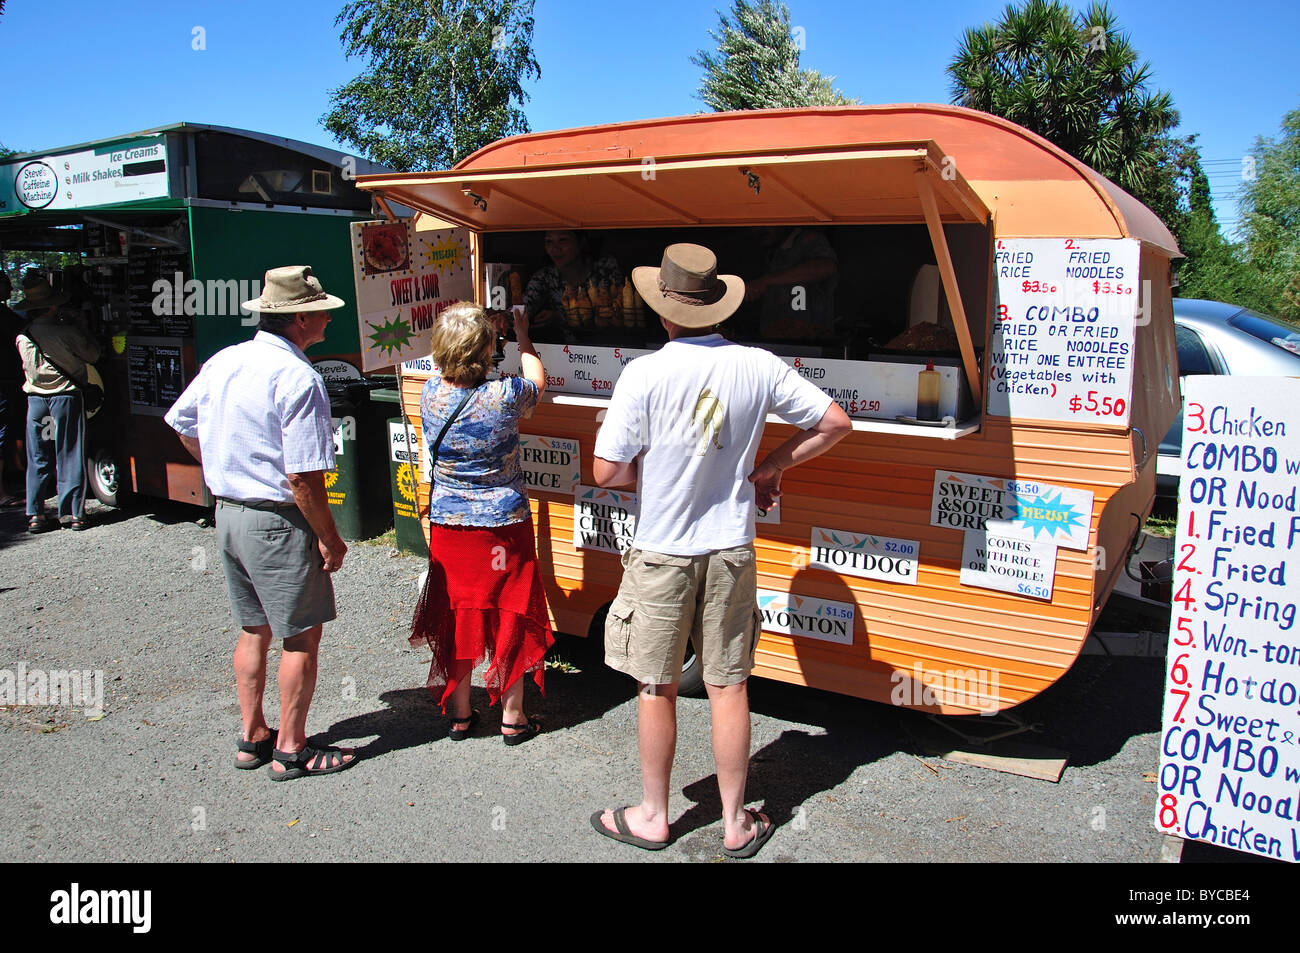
[
  {"left": 372, "top": 387, "right": 429, "bottom": 558},
  {"left": 325, "top": 380, "right": 393, "bottom": 541}
]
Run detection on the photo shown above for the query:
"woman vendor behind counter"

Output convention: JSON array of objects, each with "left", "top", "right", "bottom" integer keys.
[{"left": 523, "top": 230, "right": 624, "bottom": 344}]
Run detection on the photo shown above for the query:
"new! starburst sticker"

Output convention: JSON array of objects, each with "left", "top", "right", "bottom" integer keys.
[
  {"left": 419, "top": 231, "right": 469, "bottom": 275},
  {"left": 367, "top": 314, "right": 414, "bottom": 358}
]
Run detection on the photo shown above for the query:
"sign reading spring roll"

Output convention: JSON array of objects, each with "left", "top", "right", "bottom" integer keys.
[
  {"left": 519, "top": 434, "right": 580, "bottom": 496},
  {"left": 350, "top": 221, "right": 473, "bottom": 371},
  {"left": 809, "top": 527, "right": 918, "bottom": 585},
  {"left": 930, "top": 469, "right": 1094, "bottom": 551},
  {"left": 496, "top": 343, "right": 654, "bottom": 397},
  {"left": 986, "top": 238, "right": 1141, "bottom": 425},
  {"left": 1156, "top": 376, "right": 1300, "bottom": 862},
  {"left": 960, "top": 531, "right": 1057, "bottom": 600},
  {"left": 757, "top": 590, "right": 855, "bottom": 646},
  {"left": 573, "top": 486, "right": 637, "bottom": 555}
]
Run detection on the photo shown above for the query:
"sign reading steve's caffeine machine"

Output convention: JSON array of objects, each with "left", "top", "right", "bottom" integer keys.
[
  {"left": 987, "top": 238, "right": 1141, "bottom": 426},
  {"left": 1156, "top": 377, "right": 1300, "bottom": 862}
]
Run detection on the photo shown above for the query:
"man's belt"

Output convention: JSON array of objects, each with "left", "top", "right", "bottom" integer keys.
[{"left": 216, "top": 497, "right": 297, "bottom": 512}]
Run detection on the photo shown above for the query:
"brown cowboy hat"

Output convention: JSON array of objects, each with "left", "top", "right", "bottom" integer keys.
[
  {"left": 241, "top": 264, "right": 346, "bottom": 313},
  {"left": 16, "top": 273, "right": 70, "bottom": 312},
  {"left": 631, "top": 244, "right": 744, "bottom": 329}
]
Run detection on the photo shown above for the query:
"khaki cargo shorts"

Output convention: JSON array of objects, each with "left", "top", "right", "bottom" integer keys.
[{"left": 604, "top": 544, "right": 761, "bottom": 687}]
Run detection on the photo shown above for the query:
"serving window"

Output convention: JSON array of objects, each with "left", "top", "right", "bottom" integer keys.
[{"left": 481, "top": 221, "right": 992, "bottom": 428}]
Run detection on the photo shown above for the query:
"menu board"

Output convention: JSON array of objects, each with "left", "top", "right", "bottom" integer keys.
[
  {"left": 350, "top": 221, "right": 474, "bottom": 371},
  {"left": 1156, "top": 377, "right": 1300, "bottom": 862},
  {"left": 987, "top": 238, "right": 1140, "bottom": 425},
  {"left": 519, "top": 434, "right": 580, "bottom": 496},
  {"left": 127, "top": 337, "right": 186, "bottom": 417}
]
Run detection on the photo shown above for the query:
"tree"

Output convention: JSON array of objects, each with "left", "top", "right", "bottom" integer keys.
[
  {"left": 692, "top": 0, "right": 858, "bottom": 112},
  {"left": 947, "top": 0, "right": 1177, "bottom": 206},
  {"left": 1238, "top": 104, "right": 1300, "bottom": 321},
  {"left": 323, "top": 0, "right": 540, "bottom": 172}
]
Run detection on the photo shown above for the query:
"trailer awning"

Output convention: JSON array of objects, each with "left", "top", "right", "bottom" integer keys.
[{"left": 355, "top": 142, "right": 990, "bottom": 231}]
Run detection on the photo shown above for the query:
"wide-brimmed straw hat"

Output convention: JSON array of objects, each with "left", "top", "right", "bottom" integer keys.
[
  {"left": 631, "top": 244, "right": 744, "bottom": 328},
  {"left": 15, "top": 273, "right": 70, "bottom": 312},
  {"left": 241, "top": 265, "right": 345, "bottom": 313}
]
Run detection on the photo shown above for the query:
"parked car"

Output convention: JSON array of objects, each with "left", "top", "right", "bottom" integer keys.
[{"left": 1156, "top": 298, "right": 1300, "bottom": 500}]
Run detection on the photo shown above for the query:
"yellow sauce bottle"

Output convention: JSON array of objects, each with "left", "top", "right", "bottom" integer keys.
[{"left": 917, "top": 360, "right": 940, "bottom": 421}]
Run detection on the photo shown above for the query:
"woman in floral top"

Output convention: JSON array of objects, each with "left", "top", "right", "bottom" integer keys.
[{"left": 410, "top": 302, "right": 553, "bottom": 745}]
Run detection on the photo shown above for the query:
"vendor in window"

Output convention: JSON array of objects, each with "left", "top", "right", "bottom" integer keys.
[
  {"left": 744, "top": 227, "right": 838, "bottom": 341},
  {"left": 523, "top": 230, "right": 624, "bottom": 344}
]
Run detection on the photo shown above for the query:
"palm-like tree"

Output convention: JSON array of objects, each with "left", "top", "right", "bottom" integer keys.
[{"left": 948, "top": 0, "right": 1177, "bottom": 199}]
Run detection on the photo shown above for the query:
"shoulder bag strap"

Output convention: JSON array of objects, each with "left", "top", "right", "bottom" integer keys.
[
  {"left": 21, "top": 325, "right": 87, "bottom": 388},
  {"left": 428, "top": 385, "right": 477, "bottom": 474}
]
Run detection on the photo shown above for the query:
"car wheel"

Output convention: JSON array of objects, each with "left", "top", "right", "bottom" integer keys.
[
  {"left": 87, "top": 447, "right": 132, "bottom": 507},
  {"left": 678, "top": 641, "right": 705, "bottom": 697}
]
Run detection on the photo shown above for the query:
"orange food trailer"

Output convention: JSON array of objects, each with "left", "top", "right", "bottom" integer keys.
[{"left": 355, "top": 105, "right": 1180, "bottom": 715}]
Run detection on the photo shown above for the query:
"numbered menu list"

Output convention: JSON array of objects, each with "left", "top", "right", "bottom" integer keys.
[
  {"left": 987, "top": 238, "right": 1139, "bottom": 425},
  {"left": 1157, "top": 377, "right": 1300, "bottom": 862}
]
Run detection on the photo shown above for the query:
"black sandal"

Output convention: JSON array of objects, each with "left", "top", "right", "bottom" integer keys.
[
  {"left": 448, "top": 709, "right": 479, "bottom": 741},
  {"left": 267, "top": 744, "right": 356, "bottom": 781},
  {"left": 501, "top": 716, "right": 541, "bottom": 746},
  {"left": 27, "top": 514, "right": 55, "bottom": 534},
  {"left": 234, "top": 729, "right": 277, "bottom": 770}
]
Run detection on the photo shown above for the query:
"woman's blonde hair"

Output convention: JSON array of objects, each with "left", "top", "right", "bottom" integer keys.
[{"left": 429, "top": 301, "right": 494, "bottom": 386}]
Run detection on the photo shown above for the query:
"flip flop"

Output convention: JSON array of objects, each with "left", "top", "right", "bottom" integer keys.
[
  {"left": 590, "top": 807, "right": 669, "bottom": 851},
  {"left": 723, "top": 810, "right": 775, "bottom": 859}
]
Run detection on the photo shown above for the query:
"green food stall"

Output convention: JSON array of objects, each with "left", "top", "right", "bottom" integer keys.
[{"left": 0, "top": 123, "right": 393, "bottom": 512}]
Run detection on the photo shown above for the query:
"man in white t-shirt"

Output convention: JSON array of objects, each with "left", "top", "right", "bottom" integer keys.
[{"left": 590, "top": 243, "right": 851, "bottom": 858}]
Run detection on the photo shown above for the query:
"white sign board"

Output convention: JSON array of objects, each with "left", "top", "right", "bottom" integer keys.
[
  {"left": 389, "top": 421, "right": 420, "bottom": 464},
  {"left": 757, "top": 589, "right": 856, "bottom": 645},
  {"left": 987, "top": 238, "right": 1140, "bottom": 425},
  {"left": 930, "top": 470, "right": 1093, "bottom": 551},
  {"left": 1, "top": 135, "right": 170, "bottom": 211},
  {"left": 779, "top": 356, "right": 965, "bottom": 420},
  {"left": 809, "top": 526, "right": 919, "bottom": 585},
  {"left": 350, "top": 221, "right": 474, "bottom": 371},
  {"left": 573, "top": 486, "right": 637, "bottom": 555},
  {"left": 519, "top": 434, "right": 580, "bottom": 496},
  {"left": 960, "top": 531, "right": 1057, "bottom": 601},
  {"left": 1156, "top": 376, "right": 1300, "bottom": 862},
  {"left": 496, "top": 343, "right": 653, "bottom": 397}
]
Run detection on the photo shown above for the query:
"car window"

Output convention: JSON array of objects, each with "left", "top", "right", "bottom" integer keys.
[
  {"left": 1176, "top": 324, "right": 1218, "bottom": 376},
  {"left": 1227, "top": 308, "right": 1300, "bottom": 357}
]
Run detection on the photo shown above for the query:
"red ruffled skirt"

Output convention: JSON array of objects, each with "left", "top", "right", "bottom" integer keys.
[{"left": 410, "top": 520, "right": 554, "bottom": 711}]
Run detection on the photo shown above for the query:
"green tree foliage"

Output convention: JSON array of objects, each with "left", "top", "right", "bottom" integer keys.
[
  {"left": 693, "top": 0, "right": 858, "bottom": 111},
  {"left": 947, "top": 0, "right": 1177, "bottom": 205},
  {"left": 1238, "top": 105, "right": 1300, "bottom": 321},
  {"left": 323, "top": 0, "right": 540, "bottom": 172}
]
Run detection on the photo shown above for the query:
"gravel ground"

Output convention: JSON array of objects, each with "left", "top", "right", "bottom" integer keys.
[{"left": 0, "top": 497, "right": 1180, "bottom": 863}]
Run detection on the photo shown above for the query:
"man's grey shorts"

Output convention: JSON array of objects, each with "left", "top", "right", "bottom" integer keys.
[
  {"left": 216, "top": 500, "right": 336, "bottom": 640},
  {"left": 604, "top": 544, "right": 761, "bottom": 687}
]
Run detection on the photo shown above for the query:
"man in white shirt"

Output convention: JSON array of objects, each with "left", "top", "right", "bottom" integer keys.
[
  {"left": 166, "top": 265, "right": 356, "bottom": 781},
  {"left": 591, "top": 244, "right": 851, "bottom": 857}
]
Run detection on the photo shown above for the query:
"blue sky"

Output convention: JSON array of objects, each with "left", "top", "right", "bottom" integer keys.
[{"left": 1, "top": 0, "right": 1295, "bottom": 233}]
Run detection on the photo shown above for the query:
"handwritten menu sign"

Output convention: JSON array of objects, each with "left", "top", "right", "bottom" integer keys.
[
  {"left": 987, "top": 238, "right": 1139, "bottom": 425},
  {"left": 1156, "top": 377, "right": 1300, "bottom": 862},
  {"left": 496, "top": 343, "right": 652, "bottom": 397},
  {"left": 350, "top": 221, "right": 473, "bottom": 371}
]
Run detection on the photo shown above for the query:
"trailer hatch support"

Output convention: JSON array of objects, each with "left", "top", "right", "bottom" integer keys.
[{"left": 915, "top": 168, "right": 983, "bottom": 407}]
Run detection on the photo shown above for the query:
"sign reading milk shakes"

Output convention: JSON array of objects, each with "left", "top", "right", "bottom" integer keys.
[{"left": 1156, "top": 377, "right": 1300, "bottom": 862}]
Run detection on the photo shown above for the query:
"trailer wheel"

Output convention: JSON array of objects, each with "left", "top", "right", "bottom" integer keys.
[
  {"left": 87, "top": 447, "right": 131, "bottom": 507},
  {"left": 677, "top": 642, "right": 705, "bottom": 697}
]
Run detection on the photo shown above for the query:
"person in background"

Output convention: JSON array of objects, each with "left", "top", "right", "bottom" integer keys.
[
  {"left": 15, "top": 272, "right": 101, "bottom": 531},
  {"left": 744, "top": 226, "right": 839, "bottom": 340},
  {"left": 523, "top": 230, "right": 623, "bottom": 344},
  {"left": 0, "top": 273, "right": 26, "bottom": 507},
  {"left": 409, "top": 302, "right": 553, "bottom": 745},
  {"left": 166, "top": 265, "right": 357, "bottom": 780},
  {"left": 591, "top": 243, "right": 851, "bottom": 857}
]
